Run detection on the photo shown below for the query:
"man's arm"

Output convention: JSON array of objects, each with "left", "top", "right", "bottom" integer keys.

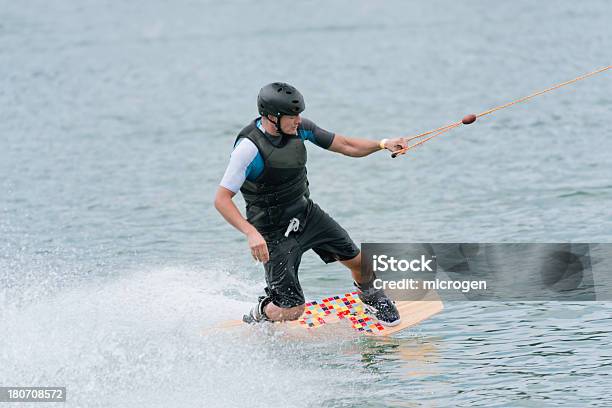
[
  {"left": 328, "top": 134, "right": 408, "bottom": 157},
  {"left": 215, "top": 138, "right": 269, "bottom": 263},
  {"left": 214, "top": 186, "right": 254, "bottom": 236},
  {"left": 214, "top": 186, "right": 269, "bottom": 263}
]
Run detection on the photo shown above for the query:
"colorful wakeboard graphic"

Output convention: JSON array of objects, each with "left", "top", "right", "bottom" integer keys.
[{"left": 299, "top": 292, "right": 386, "bottom": 333}]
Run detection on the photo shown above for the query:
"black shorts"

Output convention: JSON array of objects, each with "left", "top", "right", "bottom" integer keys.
[{"left": 261, "top": 200, "right": 360, "bottom": 308}]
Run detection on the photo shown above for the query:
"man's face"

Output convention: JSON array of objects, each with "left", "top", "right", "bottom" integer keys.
[{"left": 279, "top": 115, "right": 301, "bottom": 135}]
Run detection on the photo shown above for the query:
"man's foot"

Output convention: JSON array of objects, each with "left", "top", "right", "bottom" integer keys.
[
  {"left": 357, "top": 287, "right": 401, "bottom": 327},
  {"left": 242, "top": 296, "right": 272, "bottom": 324}
]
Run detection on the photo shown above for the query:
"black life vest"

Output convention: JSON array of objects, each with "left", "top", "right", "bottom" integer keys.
[{"left": 235, "top": 119, "right": 310, "bottom": 230}]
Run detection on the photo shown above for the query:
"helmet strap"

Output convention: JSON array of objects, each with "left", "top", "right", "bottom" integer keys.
[
  {"left": 274, "top": 115, "right": 284, "bottom": 135},
  {"left": 267, "top": 114, "right": 291, "bottom": 137}
]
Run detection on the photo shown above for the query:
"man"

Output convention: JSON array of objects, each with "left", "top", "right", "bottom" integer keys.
[{"left": 214, "top": 82, "right": 408, "bottom": 326}]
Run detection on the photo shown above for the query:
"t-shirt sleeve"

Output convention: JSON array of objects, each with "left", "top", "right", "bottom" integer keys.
[
  {"left": 298, "top": 117, "right": 335, "bottom": 149},
  {"left": 219, "top": 138, "right": 259, "bottom": 193}
]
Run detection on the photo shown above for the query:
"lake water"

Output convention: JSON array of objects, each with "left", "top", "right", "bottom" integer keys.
[{"left": 1, "top": 1, "right": 611, "bottom": 406}]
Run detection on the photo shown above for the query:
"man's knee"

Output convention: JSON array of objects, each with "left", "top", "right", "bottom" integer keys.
[
  {"left": 283, "top": 303, "right": 305, "bottom": 321},
  {"left": 265, "top": 302, "right": 305, "bottom": 321}
]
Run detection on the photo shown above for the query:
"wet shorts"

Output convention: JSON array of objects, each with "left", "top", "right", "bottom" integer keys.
[{"left": 261, "top": 200, "right": 360, "bottom": 308}]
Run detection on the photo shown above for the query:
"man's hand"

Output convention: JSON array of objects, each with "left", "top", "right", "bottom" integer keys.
[
  {"left": 382, "top": 137, "right": 408, "bottom": 154},
  {"left": 214, "top": 186, "right": 270, "bottom": 263},
  {"left": 247, "top": 228, "right": 269, "bottom": 263}
]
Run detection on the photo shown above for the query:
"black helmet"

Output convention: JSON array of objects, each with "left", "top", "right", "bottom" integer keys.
[{"left": 257, "top": 82, "right": 305, "bottom": 117}]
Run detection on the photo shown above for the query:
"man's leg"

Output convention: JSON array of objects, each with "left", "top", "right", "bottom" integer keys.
[
  {"left": 291, "top": 202, "right": 399, "bottom": 325},
  {"left": 244, "top": 235, "right": 307, "bottom": 323},
  {"left": 340, "top": 252, "right": 367, "bottom": 284}
]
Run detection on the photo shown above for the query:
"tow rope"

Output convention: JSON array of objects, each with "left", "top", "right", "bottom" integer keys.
[{"left": 392, "top": 65, "right": 611, "bottom": 158}]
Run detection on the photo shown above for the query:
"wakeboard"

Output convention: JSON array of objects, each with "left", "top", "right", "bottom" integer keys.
[{"left": 206, "top": 290, "right": 443, "bottom": 337}]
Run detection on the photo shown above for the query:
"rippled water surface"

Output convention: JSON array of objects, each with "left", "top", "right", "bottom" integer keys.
[{"left": 1, "top": 1, "right": 611, "bottom": 407}]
